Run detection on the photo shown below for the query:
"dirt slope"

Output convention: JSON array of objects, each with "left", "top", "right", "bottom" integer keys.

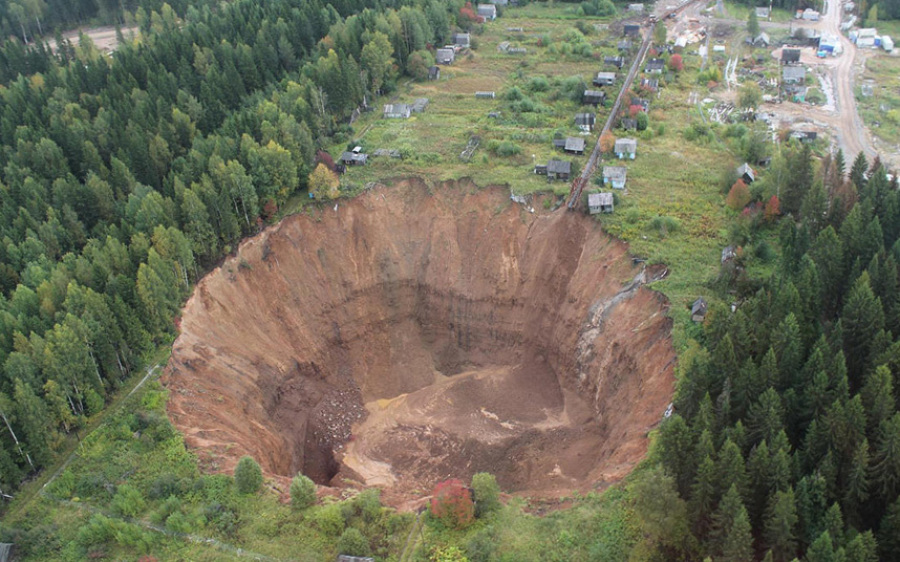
[{"left": 163, "top": 179, "right": 675, "bottom": 503}]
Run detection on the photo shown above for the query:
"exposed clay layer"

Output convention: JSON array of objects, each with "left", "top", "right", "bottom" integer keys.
[{"left": 163, "top": 179, "right": 675, "bottom": 500}]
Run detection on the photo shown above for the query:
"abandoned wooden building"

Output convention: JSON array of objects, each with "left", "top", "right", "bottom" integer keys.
[
  {"left": 593, "top": 71, "right": 617, "bottom": 86},
  {"left": 691, "top": 298, "right": 708, "bottom": 322},
  {"left": 583, "top": 89, "right": 606, "bottom": 105},
  {"left": 782, "top": 48, "right": 801, "bottom": 64},
  {"left": 614, "top": 138, "right": 637, "bottom": 159},
  {"left": 736, "top": 163, "right": 755, "bottom": 183},
  {"left": 428, "top": 65, "right": 441, "bottom": 80},
  {"left": 574, "top": 112, "right": 596, "bottom": 132},
  {"left": 452, "top": 32, "right": 471, "bottom": 48},
  {"left": 553, "top": 137, "right": 586, "bottom": 155},
  {"left": 340, "top": 151, "right": 368, "bottom": 166},
  {"left": 589, "top": 192, "right": 614, "bottom": 214},
  {"left": 383, "top": 104, "right": 411, "bottom": 119},
  {"left": 545, "top": 159, "right": 572, "bottom": 181},
  {"left": 645, "top": 58, "right": 665, "bottom": 73}
]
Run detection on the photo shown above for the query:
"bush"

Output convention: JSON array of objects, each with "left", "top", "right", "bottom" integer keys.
[
  {"left": 336, "top": 527, "right": 371, "bottom": 556},
  {"left": 430, "top": 479, "right": 475, "bottom": 530},
  {"left": 636, "top": 112, "right": 649, "bottom": 131},
  {"left": 647, "top": 216, "right": 681, "bottom": 238},
  {"left": 112, "top": 484, "right": 146, "bottom": 518},
  {"left": 314, "top": 503, "right": 346, "bottom": 536},
  {"left": 471, "top": 473, "right": 501, "bottom": 517},
  {"left": 527, "top": 76, "right": 549, "bottom": 92},
  {"left": 234, "top": 456, "right": 263, "bottom": 494},
  {"left": 290, "top": 473, "right": 317, "bottom": 509},
  {"left": 496, "top": 141, "right": 522, "bottom": 157}
]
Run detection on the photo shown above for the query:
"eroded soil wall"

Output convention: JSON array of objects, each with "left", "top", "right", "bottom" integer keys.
[{"left": 163, "top": 179, "right": 675, "bottom": 498}]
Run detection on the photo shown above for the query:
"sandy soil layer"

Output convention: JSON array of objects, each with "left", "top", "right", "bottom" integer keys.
[{"left": 162, "top": 179, "right": 675, "bottom": 503}]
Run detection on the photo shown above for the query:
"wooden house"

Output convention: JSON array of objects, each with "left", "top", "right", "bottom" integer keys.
[
  {"left": 436, "top": 48, "right": 455, "bottom": 65},
  {"left": 546, "top": 159, "right": 572, "bottom": 181},
  {"left": 624, "top": 24, "right": 641, "bottom": 37},
  {"left": 477, "top": 4, "right": 497, "bottom": 20},
  {"left": 604, "top": 55, "right": 625, "bottom": 68},
  {"left": 645, "top": 58, "right": 665, "bottom": 73},
  {"left": 782, "top": 48, "right": 801, "bottom": 64},
  {"left": 593, "top": 71, "right": 617, "bottom": 86},
  {"left": 428, "top": 65, "right": 441, "bottom": 80},
  {"left": 552, "top": 137, "right": 585, "bottom": 155},
  {"left": 583, "top": 89, "right": 606, "bottom": 105},
  {"left": 340, "top": 152, "right": 368, "bottom": 166}
]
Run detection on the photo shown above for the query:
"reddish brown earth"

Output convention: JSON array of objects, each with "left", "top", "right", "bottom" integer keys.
[{"left": 162, "top": 178, "right": 676, "bottom": 505}]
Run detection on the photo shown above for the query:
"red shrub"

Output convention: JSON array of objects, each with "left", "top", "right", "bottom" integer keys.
[
  {"left": 629, "top": 104, "right": 644, "bottom": 117},
  {"left": 430, "top": 479, "right": 474, "bottom": 529},
  {"left": 669, "top": 54, "right": 684, "bottom": 72},
  {"left": 315, "top": 149, "right": 335, "bottom": 171},
  {"left": 726, "top": 179, "right": 751, "bottom": 211},
  {"left": 764, "top": 195, "right": 781, "bottom": 222},
  {"left": 460, "top": 2, "right": 480, "bottom": 22}
]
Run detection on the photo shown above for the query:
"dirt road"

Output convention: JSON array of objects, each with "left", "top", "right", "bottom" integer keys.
[
  {"left": 818, "top": 0, "right": 880, "bottom": 165},
  {"left": 45, "top": 25, "right": 138, "bottom": 54}
]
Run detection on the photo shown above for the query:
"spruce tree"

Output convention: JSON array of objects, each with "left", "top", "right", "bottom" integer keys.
[
  {"left": 711, "top": 484, "right": 753, "bottom": 561},
  {"left": 850, "top": 152, "right": 868, "bottom": 191},
  {"left": 234, "top": 456, "right": 263, "bottom": 494},
  {"left": 763, "top": 488, "right": 799, "bottom": 562},
  {"left": 872, "top": 412, "right": 900, "bottom": 499}
]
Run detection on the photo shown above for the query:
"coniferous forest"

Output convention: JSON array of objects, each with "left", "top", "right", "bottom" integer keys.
[
  {"left": 0, "top": 0, "right": 460, "bottom": 493},
  {"left": 1, "top": 0, "right": 900, "bottom": 560}
]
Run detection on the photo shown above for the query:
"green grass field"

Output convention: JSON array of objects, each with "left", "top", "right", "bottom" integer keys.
[{"left": 857, "top": 53, "right": 900, "bottom": 149}]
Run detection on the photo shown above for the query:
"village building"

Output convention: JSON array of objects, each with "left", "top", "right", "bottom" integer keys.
[
  {"left": 583, "top": 89, "right": 606, "bottom": 105},
  {"left": 631, "top": 96, "right": 650, "bottom": 112},
  {"left": 755, "top": 6, "right": 770, "bottom": 19},
  {"left": 428, "top": 65, "right": 441, "bottom": 80},
  {"left": 856, "top": 28, "right": 877, "bottom": 48},
  {"left": 624, "top": 24, "right": 641, "bottom": 37},
  {"left": 751, "top": 32, "right": 770, "bottom": 47},
  {"left": 490, "top": 0, "right": 509, "bottom": 4},
  {"left": 436, "top": 48, "right": 455, "bottom": 65},
  {"left": 621, "top": 117, "right": 637, "bottom": 131},
  {"left": 645, "top": 58, "right": 665, "bottom": 73},
  {"left": 546, "top": 159, "right": 572, "bottom": 181},
  {"left": 589, "top": 192, "right": 614, "bottom": 214},
  {"left": 640, "top": 78, "right": 659, "bottom": 92},
  {"left": 477, "top": 4, "right": 497, "bottom": 20},
  {"left": 604, "top": 55, "right": 625, "bottom": 68},
  {"left": 340, "top": 151, "right": 368, "bottom": 166},
  {"left": 452, "top": 32, "right": 470, "bottom": 48},
  {"left": 781, "top": 48, "right": 801, "bottom": 64},
  {"left": 691, "top": 298, "right": 708, "bottom": 322},
  {"left": 411, "top": 98, "right": 429, "bottom": 113},
  {"left": 337, "top": 556, "right": 375, "bottom": 562},
  {"left": 552, "top": 137, "right": 586, "bottom": 155},
  {"left": 736, "top": 162, "right": 755, "bottom": 183},
  {"left": 617, "top": 40, "right": 633, "bottom": 51},
  {"left": 602, "top": 166, "right": 627, "bottom": 189},
  {"left": 383, "top": 104, "right": 411, "bottom": 119},
  {"left": 782, "top": 65, "right": 807, "bottom": 84},
  {"left": 628, "top": 3, "right": 644, "bottom": 13},
  {"left": 593, "top": 71, "right": 617, "bottom": 86},
  {"left": 574, "top": 112, "right": 596, "bottom": 132},
  {"left": 614, "top": 138, "right": 637, "bottom": 159},
  {"left": 801, "top": 8, "right": 820, "bottom": 20},
  {"left": 790, "top": 130, "right": 818, "bottom": 143},
  {"left": 722, "top": 246, "right": 736, "bottom": 263}
]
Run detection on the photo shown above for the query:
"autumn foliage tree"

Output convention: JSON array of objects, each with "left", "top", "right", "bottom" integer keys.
[
  {"left": 430, "top": 479, "right": 475, "bottom": 529},
  {"left": 764, "top": 195, "right": 781, "bottom": 222},
  {"left": 459, "top": 2, "right": 480, "bottom": 23},
  {"left": 600, "top": 131, "right": 616, "bottom": 153},
  {"left": 669, "top": 54, "right": 684, "bottom": 72},
  {"left": 726, "top": 179, "right": 751, "bottom": 211},
  {"left": 308, "top": 163, "right": 340, "bottom": 200}
]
